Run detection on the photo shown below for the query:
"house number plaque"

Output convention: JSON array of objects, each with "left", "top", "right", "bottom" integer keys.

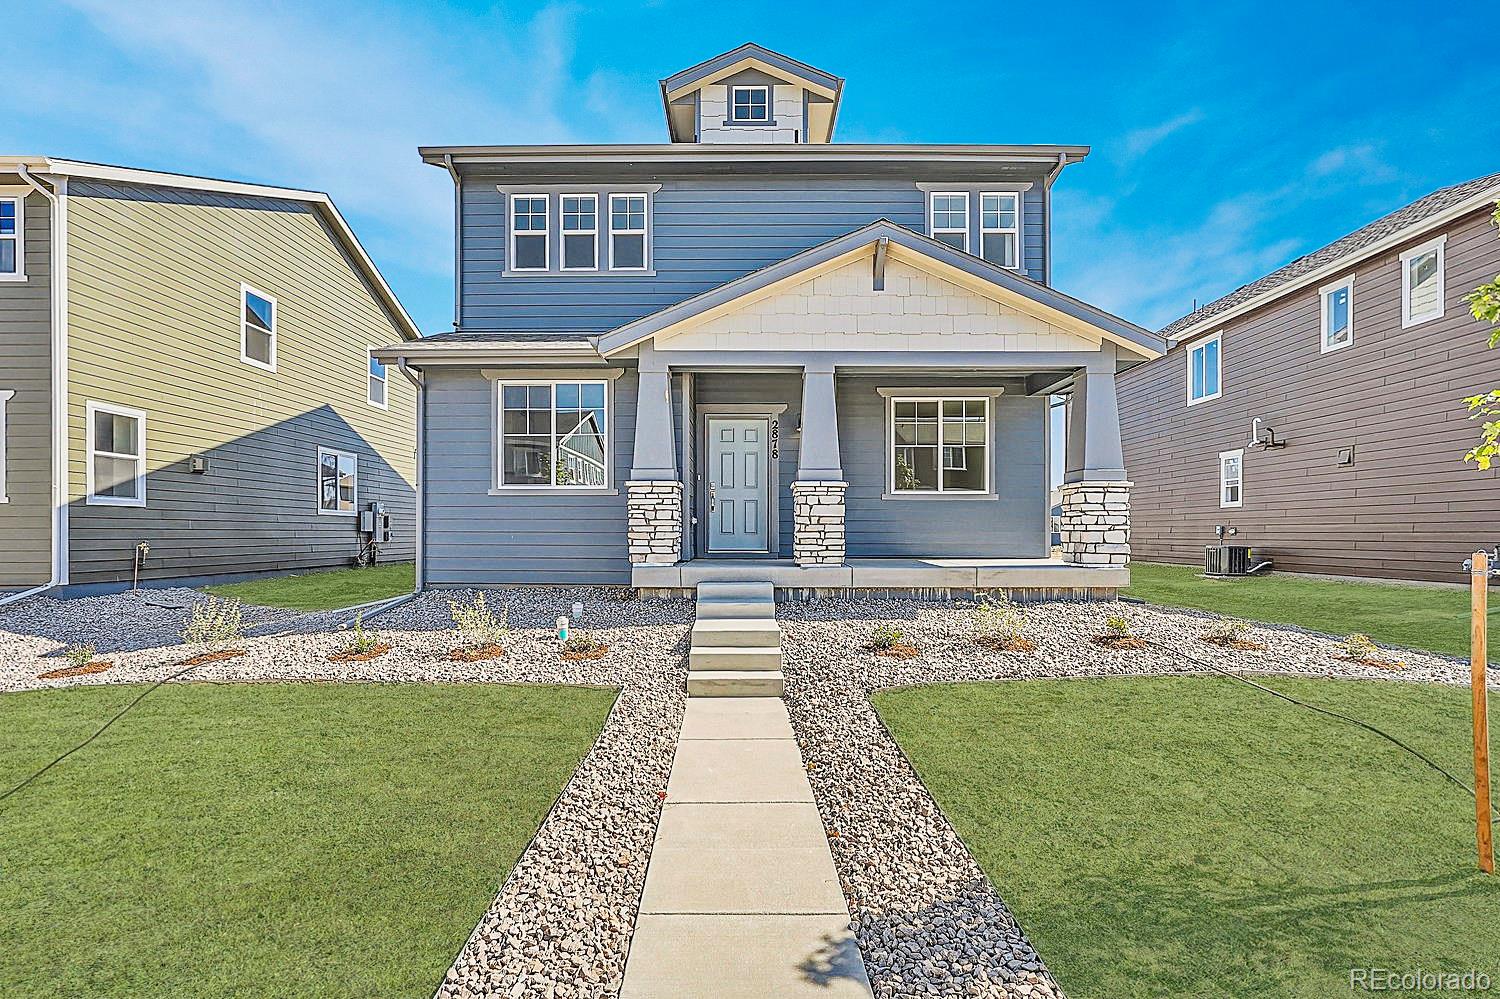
[{"left": 769, "top": 419, "right": 779, "bottom": 460}]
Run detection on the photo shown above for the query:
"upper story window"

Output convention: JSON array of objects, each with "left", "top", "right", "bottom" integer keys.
[
  {"left": 610, "top": 194, "right": 648, "bottom": 271},
  {"left": 510, "top": 194, "right": 549, "bottom": 271},
  {"left": 979, "top": 192, "right": 1019, "bottom": 268},
  {"left": 1219, "top": 449, "right": 1243, "bottom": 509},
  {"left": 1320, "top": 277, "right": 1354, "bottom": 353},
  {"left": 1187, "top": 333, "right": 1222, "bottom": 406},
  {"left": 1401, "top": 235, "right": 1445, "bottom": 328},
  {"left": 929, "top": 193, "right": 969, "bottom": 252},
  {"left": 368, "top": 350, "right": 388, "bottom": 409},
  {"left": 0, "top": 196, "right": 23, "bottom": 280},
  {"left": 87, "top": 401, "right": 147, "bottom": 508},
  {"left": 730, "top": 85, "right": 770, "bottom": 123},
  {"left": 561, "top": 194, "right": 598, "bottom": 271},
  {"left": 241, "top": 284, "right": 277, "bottom": 371}
]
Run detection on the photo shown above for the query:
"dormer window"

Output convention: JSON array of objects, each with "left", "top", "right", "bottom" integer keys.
[{"left": 730, "top": 86, "right": 770, "bottom": 123}]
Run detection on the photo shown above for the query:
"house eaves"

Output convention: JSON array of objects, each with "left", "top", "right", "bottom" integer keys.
[
  {"left": 419, "top": 144, "right": 1090, "bottom": 170},
  {"left": 660, "top": 42, "right": 842, "bottom": 100},
  {"left": 372, "top": 335, "right": 604, "bottom": 366}
]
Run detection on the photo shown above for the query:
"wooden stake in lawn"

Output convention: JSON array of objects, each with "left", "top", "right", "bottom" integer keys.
[{"left": 1472, "top": 549, "right": 1494, "bottom": 875}]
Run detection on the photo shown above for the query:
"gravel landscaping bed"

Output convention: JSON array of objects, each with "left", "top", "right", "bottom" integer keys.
[
  {"left": 778, "top": 595, "right": 1476, "bottom": 999},
  {"left": 1, "top": 586, "right": 691, "bottom": 999}
]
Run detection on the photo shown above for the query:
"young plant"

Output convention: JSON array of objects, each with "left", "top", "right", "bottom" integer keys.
[
  {"left": 340, "top": 612, "right": 382, "bottom": 655},
  {"left": 1204, "top": 618, "right": 1250, "bottom": 644},
  {"left": 1102, "top": 614, "right": 1133, "bottom": 639},
  {"left": 449, "top": 592, "right": 509, "bottom": 651},
  {"left": 974, "top": 597, "right": 1026, "bottom": 647},
  {"left": 64, "top": 644, "right": 97, "bottom": 669},
  {"left": 560, "top": 629, "right": 607, "bottom": 660},
  {"left": 1343, "top": 632, "right": 1381, "bottom": 661},
  {"left": 181, "top": 596, "right": 245, "bottom": 651},
  {"left": 868, "top": 623, "right": 903, "bottom": 651}
]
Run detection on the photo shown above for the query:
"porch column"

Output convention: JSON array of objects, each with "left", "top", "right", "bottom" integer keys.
[
  {"left": 627, "top": 344, "right": 682, "bottom": 565},
  {"left": 1059, "top": 349, "right": 1130, "bottom": 566},
  {"left": 793, "top": 360, "right": 846, "bottom": 566}
]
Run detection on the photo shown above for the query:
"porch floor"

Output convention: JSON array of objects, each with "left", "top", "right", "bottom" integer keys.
[{"left": 632, "top": 557, "right": 1128, "bottom": 590}]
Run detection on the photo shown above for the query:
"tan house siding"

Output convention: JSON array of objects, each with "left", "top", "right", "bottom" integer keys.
[
  {"left": 63, "top": 180, "right": 417, "bottom": 585},
  {"left": 1120, "top": 205, "right": 1500, "bottom": 582},
  {"left": 0, "top": 183, "right": 54, "bottom": 589}
]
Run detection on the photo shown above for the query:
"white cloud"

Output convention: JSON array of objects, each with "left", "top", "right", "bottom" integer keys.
[{"left": 1118, "top": 108, "right": 1205, "bottom": 163}]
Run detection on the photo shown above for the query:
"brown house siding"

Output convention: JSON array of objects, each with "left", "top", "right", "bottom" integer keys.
[{"left": 1119, "top": 205, "right": 1500, "bottom": 583}]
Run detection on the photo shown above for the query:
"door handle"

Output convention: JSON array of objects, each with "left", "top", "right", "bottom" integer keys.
[{"left": 708, "top": 482, "right": 716, "bottom": 513}]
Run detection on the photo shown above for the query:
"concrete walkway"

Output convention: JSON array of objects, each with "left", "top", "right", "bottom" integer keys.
[{"left": 620, "top": 697, "right": 873, "bottom": 998}]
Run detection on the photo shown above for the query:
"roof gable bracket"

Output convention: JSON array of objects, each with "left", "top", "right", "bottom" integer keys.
[{"left": 873, "top": 238, "right": 889, "bottom": 292}]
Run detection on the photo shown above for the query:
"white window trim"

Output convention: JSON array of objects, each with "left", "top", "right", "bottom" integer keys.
[
  {"left": 978, "top": 191, "right": 1021, "bottom": 270},
  {"left": 1185, "top": 332, "right": 1223, "bottom": 406},
  {"left": 494, "top": 379, "right": 612, "bottom": 492},
  {"left": 85, "top": 400, "right": 147, "bottom": 508},
  {"left": 928, "top": 192, "right": 970, "bottom": 252},
  {"left": 1319, "top": 277, "right": 1354, "bottom": 354},
  {"left": 1219, "top": 448, "right": 1244, "bottom": 509},
  {"left": 608, "top": 193, "right": 650, "bottom": 272},
  {"left": 887, "top": 395, "right": 991, "bottom": 496},
  {"left": 0, "top": 193, "right": 24, "bottom": 282},
  {"left": 239, "top": 282, "right": 278, "bottom": 372},
  {"left": 317, "top": 445, "right": 359, "bottom": 517},
  {"left": 509, "top": 193, "right": 550, "bottom": 272},
  {"left": 1400, "top": 234, "right": 1446, "bottom": 329},
  {"left": 559, "top": 193, "right": 599, "bottom": 272},
  {"left": 366, "top": 346, "right": 389, "bottom": 410},
  {"left": 729, "top": 85, "right": 770, "bottom": 123},
  {"left": 0, "top": 389, "right": 13, "bottom": 502}
]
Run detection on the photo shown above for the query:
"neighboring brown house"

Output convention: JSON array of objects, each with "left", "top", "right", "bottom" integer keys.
[{"left": 1119, "top": 171, "right": 1500, "bottom": 583}]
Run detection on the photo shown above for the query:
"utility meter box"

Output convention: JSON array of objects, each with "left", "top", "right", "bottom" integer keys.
[{"left": 360, "top": 502, "right": 391, "bottom": 542}]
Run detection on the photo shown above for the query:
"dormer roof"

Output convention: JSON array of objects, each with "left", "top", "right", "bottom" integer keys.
[{"left": 660, "top": 43, "right": 844, "bottom": 144}]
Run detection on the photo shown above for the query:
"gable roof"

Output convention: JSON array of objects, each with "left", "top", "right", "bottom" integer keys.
[
  {"left": 0, "top": 156, "right": 422, "bottom": 341},
  {"left": 1163, "top": 170, "right": 1500, "bottom": 341},
  {"left": 596, "top": 219, "right": 1164, "bottom": 358},
  {"left": 660, "top": 43, "right": 844, "bottom": 144}
]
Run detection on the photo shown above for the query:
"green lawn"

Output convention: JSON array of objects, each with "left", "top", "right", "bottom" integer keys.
[
  {"left": 875, "top": 677, "right": 1499, "bottom": 999},
  {"left": 204, "top": 562, "right": 415, "bottom": 611},
  {"left": 1124, "top": 561, "right": 1496, "bottom": 660},
  {"left": 1, "top": 682, "right": 614, "bottom": 998}
]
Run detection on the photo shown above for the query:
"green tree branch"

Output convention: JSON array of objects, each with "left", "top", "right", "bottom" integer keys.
[{"left": 1464, "top": 202, "right": 1500, "bottom": 469}]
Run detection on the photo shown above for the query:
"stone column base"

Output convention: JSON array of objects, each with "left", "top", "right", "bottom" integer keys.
[
  {"left": 1059, "top": 480, "right": 1131, "bottom": 566},
  {"left": 626, "top": 480, "right": 683, "bottom": 565},
  {"left": 792, "top": 480, "right": 847, "bottom": 566}
]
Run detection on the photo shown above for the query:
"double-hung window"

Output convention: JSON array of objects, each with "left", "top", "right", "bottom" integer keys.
[
  {"left": 318, "top": 446, "right": 358, "bottom": 515},
  {"left": 367, "top": 349, "right": 388, "bottom": 408},
  {"left": 498, "top": 381, "right": 608, "bottom": 489},
  {"left": 979, "top": 192, "right": 1019, "bottom": 268},
  {"left": 86, "top": 401, "right": 147, "bottom": 507},
  {"left": 0, "top": 196, "right": 21, "bottom": 280},
  {"left": 510, "top": 194, "right": 549, "bottom": 271},
  {"left": 890, "top": 397, "right": 990, "bottom": 494},
  {"left": 929, "top": 193, "right": 969, "bottom": 251},
  {"left": 1320, "top": 277, "right": 1354, "bottom": 353},
  {"left": 1187, "top": 333, "right": 1222, "bottom": 405},
  {"left": 1219, "top": 449, "right": 1243, "bottom": 509},
  {"left": 241, "top": 284, "right": 277, "bottom": 371},
  {"left": 730, "top": 85, "right": 769, "bottom": 123},
  {"left": 1401, "top": 236, "right": 1445, "bottom": 327},
  {"left": 609, "top": 194, "right": 648, "bottom": 270},
  {"left": 561, "top": 194, "right": 598, "bottom": 271}
]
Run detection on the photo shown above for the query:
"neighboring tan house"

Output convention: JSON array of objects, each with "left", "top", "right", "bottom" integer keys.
[
  {"left": 0, "top": 157, "right": 421, "bottom": 597},
  {"left": 377, "top": 44, "right": 1165, "bottom": 596},
  {"left": 1119, "top": 171, "right": 1500, "bottom": 583}
]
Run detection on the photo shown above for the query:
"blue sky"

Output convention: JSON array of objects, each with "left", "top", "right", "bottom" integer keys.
[{"left": 11, "top": 1, "right": 1497, "bottom": 336}]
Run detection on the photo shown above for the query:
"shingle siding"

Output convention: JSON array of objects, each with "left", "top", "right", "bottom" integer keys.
[{"left": 1120, "top": 205, "right": 1500, "bottom": 582}]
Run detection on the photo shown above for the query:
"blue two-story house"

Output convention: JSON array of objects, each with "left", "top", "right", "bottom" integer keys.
[{"left": 380, "top": 43, "right": 1165, "bottom": 595}]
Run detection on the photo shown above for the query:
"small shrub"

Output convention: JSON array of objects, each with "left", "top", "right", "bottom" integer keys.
[
  {"left": 181, "top": 596, "right": 245, "bottom": 650},
  {"left": 338, "top": 612, "right": 382, "bottom": 655},
  {"left": 449, "top": 592, "right": 509, "bottom": 651},
  {"left": 974, "top": 597, "right": 1024, "bottom": 642},
  {"left": 65, "top": 644, "right": 97, "bottom": 669},
  {"left": 1343, "top": 633, "right": 1380, "bottom": 661},
  {"left": 1204, "top": 618, "right": 1249, "bottom": 644},
  {"left": 1102, "top": 615, "right": 1133, "bottom": 639},
  {"left": 561, "top": 630, "right": 608, "bottom": 661},
  {"left": 868, "top": 623, "right": 903, "bottom": 651}
]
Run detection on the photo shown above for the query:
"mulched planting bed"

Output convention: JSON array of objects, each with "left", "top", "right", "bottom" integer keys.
[
  {"left": 1336, "top": 654, "right": 1407, "bottom": 669},
  {"left": 326, "top": 643, "right": 392, "bottom": 663},
  {"left": 446, "top": 644, "right": 507, "bottom": 662},
  {"left": 36, "top": 661, "right": 114, "bottom": 680},
  {"left": 176, "top": 649, "right": 247, "bottom": 667},
  {"left": 1090, "top": 634, "right": 1148, "bottom": 650},
  {"left": 976, "top": 636, "right": 1036, "bottom": 653},
  {"left": 560, "top": 644, "right": 610, "bottom": 662},
  {"left": 1200, "top": 636, "right": 1267, "bottom": 651},
  {"left": 867, "top": 642, "right": 921, "bottom": 658}
]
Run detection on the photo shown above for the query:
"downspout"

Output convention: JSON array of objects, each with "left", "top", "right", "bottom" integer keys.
[
  {"left": 1041, "top": 151, "right": 1067, "bottom": 286},
  {"left": 1, "top": 166, "right": 69, "bottom": 607},
  {"left": 444, "top": 154, "right": 462, "bottom": 333},
  {"left": 397, "top": 358, "right": 425, "bottom": 592}
]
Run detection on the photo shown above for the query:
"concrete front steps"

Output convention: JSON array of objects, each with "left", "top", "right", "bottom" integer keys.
[{"left": 687, "top": 581, "right": 783, "bottom": 697}]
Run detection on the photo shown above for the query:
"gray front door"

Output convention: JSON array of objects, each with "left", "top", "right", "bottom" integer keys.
[{"left": 707, "top": 417, "right": 770, "bottom": 553}]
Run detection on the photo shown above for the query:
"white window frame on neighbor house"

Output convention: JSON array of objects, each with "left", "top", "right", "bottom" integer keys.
[
  {"left": 1186, "top": 332, "right": 1223, "bottom": 406},
  {"left": 1219, "top": 448, "right": 1244, "bottom": 509},
  {"left": 240, "top": 283, "right": 278, "bottom": 372},
  {"left": 1400, "top": 235, "right": 1446, "bottom": 328},
  {"left": 1319, "top": 277, "right": 1354, "bottom": 354},
  {"left": 928, "top": 192, "right": 970, "bottom": 252},
  {"left": 886, "top": 394, "right": 992, "bottom": 496},
  {"left": 509, "top": 193, "right": 550, "bottom": 272},
  {"left": 608, "top": 193, "right": 650, "bottom": 272},
  {"left": 0, "top": 389, "right": 13, "bottom": 502},
  {"left": 86, "top": 400, "right": 147, "bottom": 508},
  {"left": 0, "top": 193, "right": 24, "bottom": 282},
  {"left": 729, "top": 85, "right": 770, "bottom": 123},
  {"left": 560, "top": 193, "right": 599, "bottom": 272},
  {"left": 317, "top": 446, "right": 358, "bottom": 516},
  {"left": 367, "top": 347, "right": 388, "bottom": 410},
  {"left": 494, "top": 379, "right": 612, "bottom": 493},
  {"left": 979, "top": 192, "right": 1020, "bottom": 269}
]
